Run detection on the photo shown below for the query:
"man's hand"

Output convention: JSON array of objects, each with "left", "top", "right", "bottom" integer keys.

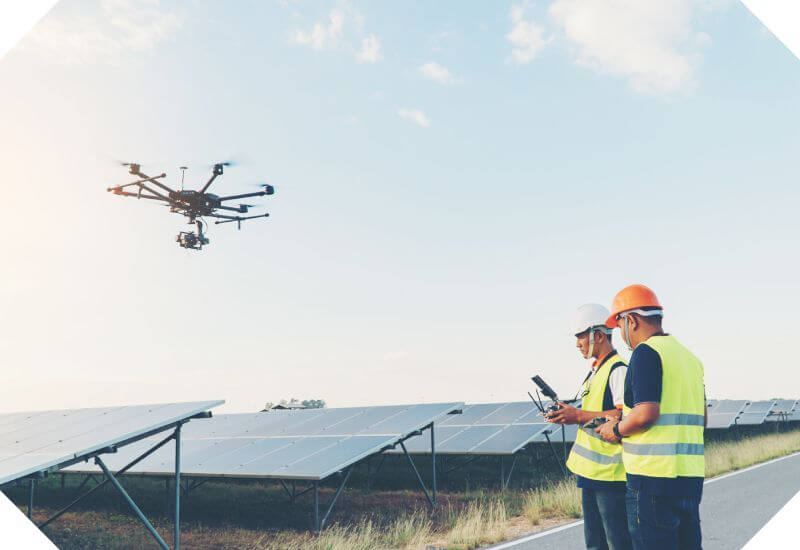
[
  {"left": 596, "top": 419, "right": 621, "bottom": 443},
  {"left": 546, "top": 403, "right": 582, "bottom": 425}
]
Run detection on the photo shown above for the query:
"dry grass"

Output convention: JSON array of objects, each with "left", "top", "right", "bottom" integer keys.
[
  {"left": 17, "top": 427, "right": 800, "bottom": 550},
  {"left": 444, "top": 499, "right": 510, "bottom": 549},
  {"left": 522, "top": 478, "right": 582, "bottom": 525},
  {"left": 705, "top": 429, "right": 800, "bottom": 478}
]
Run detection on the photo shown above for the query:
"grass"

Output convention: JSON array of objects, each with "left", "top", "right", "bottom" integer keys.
[
  {"left": 705, "top": 427, "right": 800, "bottom": 478},
  {"left": 5, "top": 425, "right": 800, "bottom": 549}
]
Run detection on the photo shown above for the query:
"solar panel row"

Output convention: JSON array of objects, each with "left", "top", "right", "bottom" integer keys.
[{"left": 69, "top": 403, "right": 463, "bottom": 480}]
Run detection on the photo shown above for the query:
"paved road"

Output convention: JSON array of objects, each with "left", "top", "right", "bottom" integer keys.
[{"left": 489, "top": 452, "right": 800, "bottom": 550}]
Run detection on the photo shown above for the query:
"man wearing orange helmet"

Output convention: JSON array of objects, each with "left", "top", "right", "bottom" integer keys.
[{"left": 595, "top": 285, "right": 705, "bottom": 550}]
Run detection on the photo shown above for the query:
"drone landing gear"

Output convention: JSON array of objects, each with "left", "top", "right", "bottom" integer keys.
[{"left": 177, "top": 220, "right": 210, "bottom": 250}]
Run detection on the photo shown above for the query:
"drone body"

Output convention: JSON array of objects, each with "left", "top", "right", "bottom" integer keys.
[{"left": 107, "top": 162, "right": 274, "bottom": 250}]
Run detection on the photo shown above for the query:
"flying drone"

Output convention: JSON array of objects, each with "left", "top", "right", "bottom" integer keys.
[{"left": 107, "top": 162, "right": 274, "bottom": 250}]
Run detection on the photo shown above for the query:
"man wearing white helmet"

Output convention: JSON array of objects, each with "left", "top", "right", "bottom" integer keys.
[{"left": 547, "top": 303, "right": 631, "bottom": 550}]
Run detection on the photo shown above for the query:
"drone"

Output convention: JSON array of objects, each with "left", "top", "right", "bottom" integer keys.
[{"left": 107, "top": 162, "right": 274, "bottom": 250}]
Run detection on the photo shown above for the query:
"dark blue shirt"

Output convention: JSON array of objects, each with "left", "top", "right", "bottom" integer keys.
[{"left": 623, "top": 340, "right": 704, "bottom": 498}]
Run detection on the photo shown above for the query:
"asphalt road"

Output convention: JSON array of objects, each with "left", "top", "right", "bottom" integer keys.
[{"left": 488, "top": 452, "right": 800, "bottom": 550}]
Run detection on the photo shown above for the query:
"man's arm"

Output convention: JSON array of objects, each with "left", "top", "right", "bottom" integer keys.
[
  {"left": 617, "top": 402, "right": 659, "bottom": 436},
  {"left": 547, "top": 404, "right": 620, "bottom": 425}
]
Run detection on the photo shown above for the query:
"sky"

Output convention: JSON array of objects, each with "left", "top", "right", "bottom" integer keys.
[{"left": 0, "top": 0, "right": 799, "bottom": 414}]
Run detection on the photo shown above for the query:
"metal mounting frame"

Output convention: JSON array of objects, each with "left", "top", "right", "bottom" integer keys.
[{"left": 24, "top": 413, "right": 212, "bottom": 550}]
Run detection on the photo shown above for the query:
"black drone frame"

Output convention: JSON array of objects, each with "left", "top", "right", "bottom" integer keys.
[{"left": 107, "top": 162, "right": 274, "bottom": 250}]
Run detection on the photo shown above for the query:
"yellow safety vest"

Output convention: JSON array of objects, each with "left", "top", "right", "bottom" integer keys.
[
  {"left": 566, "top": 353, "right": 627, "bottom": 482},
  {"left": 621, "top": 335, "right": 705, "bottom": 478}
]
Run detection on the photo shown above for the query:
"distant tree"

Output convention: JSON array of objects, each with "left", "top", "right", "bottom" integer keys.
[{"left": 301, "top": 399, "right": 326, "bottom": 409}]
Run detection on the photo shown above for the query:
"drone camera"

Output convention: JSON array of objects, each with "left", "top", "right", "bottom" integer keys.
[{"left": 176, "top": 231, "right": 210, "bottom": 250}]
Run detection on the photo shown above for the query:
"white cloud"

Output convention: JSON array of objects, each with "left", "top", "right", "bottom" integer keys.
[
  {"left": 290, "top": 8, "right": 345, "bottom": 50},
  {"left": 419, "top": 62, "right": 455, "bottom": 84},
  {"left": 507, "top": 4, "right": 549, "bottom": 64},
  {"left": 397, "top": 108, "right": 430, "bottom": 128},
  {"left": 548, "top": 0, "right": 706, "bottom": 94},
  {"left": 25, "top": 0, "right": 183, "bottom": 64},
  {"left": 356, "top": 34, "right": 382, "bottom": 63}
]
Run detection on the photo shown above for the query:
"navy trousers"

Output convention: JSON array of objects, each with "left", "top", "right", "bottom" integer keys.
[
  {"left": 582, "top": 488, "right": 633, "bottom": 550},
  {"left": 625, "top": 487, "right": 702, "bottom": 550}
]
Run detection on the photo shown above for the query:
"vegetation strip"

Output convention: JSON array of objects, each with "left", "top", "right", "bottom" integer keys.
[{"left": 11, "top": 428, "right": 800, "bottom": 550}]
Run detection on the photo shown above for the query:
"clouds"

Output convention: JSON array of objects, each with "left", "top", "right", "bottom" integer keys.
[
  {"left": 549, "top": 0, "right": 702, "bottom": 94},
  {"left": 290, "top": 7, "right": 382, "bottom": 64},
  {"left": 505, "top": 0, "right": 716, "bottom": 95},
  {"left": 25, "top": 0, "right": 183, "bottom": 65},
  {"left": 290, "top": 9, "right": 345, "bottom": 50},
  {"left": 397, "top": 108, "right": 430, "bottom": 128},
  {"left": 506, "top": 4, "right": 549, "bottom": 64},
  {"left": 356, "top": 34, "right": 382, "bottom": 63},
  {"left": 419, "top": 62, "right": 455, "bottom": 84}
]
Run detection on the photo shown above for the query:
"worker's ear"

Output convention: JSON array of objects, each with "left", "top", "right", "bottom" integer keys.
[{"left": 629, "top": 314, "right": 641, "bottom": 331}]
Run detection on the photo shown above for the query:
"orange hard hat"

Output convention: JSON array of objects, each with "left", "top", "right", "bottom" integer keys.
[{"left": 606, "top": 284, "right": 662, "bottom": 328}]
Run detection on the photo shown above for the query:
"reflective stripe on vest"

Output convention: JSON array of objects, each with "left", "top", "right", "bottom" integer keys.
[
  {"left": 565, "top": 353, "right": 627, "bottom": 482},
  {"left": 621, "top": 335, "right": 705, "bottom": 479}
]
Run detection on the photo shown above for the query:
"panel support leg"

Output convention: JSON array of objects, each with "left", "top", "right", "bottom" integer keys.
[
  {"left": 430, "top": 422, "right": 437, "bottom": 506},
  {"left": 317, "top": 467, "right": 353, "bottom": 532},
  {"left": 174, "top": 423, "right": 182, "bottom": 550},
  {"left": 95, "top": 456, "right": 169, "bottom": 550},
  {"left": 27, "top": 478, "right": 35, "bottom": 520},
  {"left": 399, "top": 440, "right": 434, "bottom": 509},
  {"left": 313, "top": 482, "right": 320, "bottom": 533}
]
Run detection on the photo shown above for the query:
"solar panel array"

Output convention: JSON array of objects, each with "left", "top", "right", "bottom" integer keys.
[
  {"left": 706, "top": 399, "right": 749, "bottom": 429},
  {"left": 766, "top": 399, "right": 799, "bottom": 421},
  {"left": 396, "top": 401, "right": 575, "bottom": 456},
  {"left": 736, "top": 400, "right": 778, "bottom": 426},
  {"left": 69, "top": 403, "right": 462, "bottom": 481},
  {"left": 0, "top": 401, "right": 223, "bottom": 486}
]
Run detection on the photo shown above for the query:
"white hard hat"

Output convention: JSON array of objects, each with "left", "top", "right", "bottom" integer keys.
[{"left": 572, "top": 303, "right": 612, "bottom": 336}]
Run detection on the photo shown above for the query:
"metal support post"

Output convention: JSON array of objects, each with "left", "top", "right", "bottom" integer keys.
[
  {"left": 174, "top": 423, "right": 182, "bottom": 550},
  {"left": 28, "top": 478, "right": 35, "bottom": 519},
  {"left": 399, "top": 440, "right": 434, "bottom": 509},
  {"left": 95, "top": 456, "right": 169, "bottom": 550},
  {"left": 318, "top": 468, "right": 353, "bottom": 532},
  {"left": 503, "top": 455, "right": 519, "bottom": 490},
  {"left": 313, "top": 482, "right": 320, "bottom": 533},
  {"left": 430, "top": 422, "right": 437, "bottom": 506}
]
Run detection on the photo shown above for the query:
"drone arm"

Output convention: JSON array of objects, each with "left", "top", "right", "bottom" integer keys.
[
  {"left": 137, "top": 171, "right": 176, "bottom": 194},
  {"left": 217, "top": 191, "right": 267, "bottom": 202},
  {"left": 212, "top": 213, "right": 270, "bottom": 225},
  {"left": 107, "top": 173, "right": 168, "bottom": 192},
  {"left": 110, "top": 190, "right": 171, "bottom": 202},
  {"left": 215, "top": 205, "right": 250, "bottom": 213},
  {"left": 198, "top": 173, "right": 220, "bottom": 194},
  {"left": 136, "top": 183, "right": 182, "bottom": 208}
]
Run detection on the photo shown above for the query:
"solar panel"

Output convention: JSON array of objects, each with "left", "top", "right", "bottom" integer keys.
[
  {"left": 736, "top": 400, "right": 777, "bottom": 426},
  {"left": 397, "top": 401, "right": 558, "bottom": 455},
  {"left": 766, "top": 399, "right": 799, "bottom": 421},
  {"left": 69, "top": 403, "right": 462, "bottom": 481},
  {"left": 0, "top": 401, "right": 224, "bottom": 485},
  {"left": 705, "top": 399, "right": 749, "bottom": 429}
]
